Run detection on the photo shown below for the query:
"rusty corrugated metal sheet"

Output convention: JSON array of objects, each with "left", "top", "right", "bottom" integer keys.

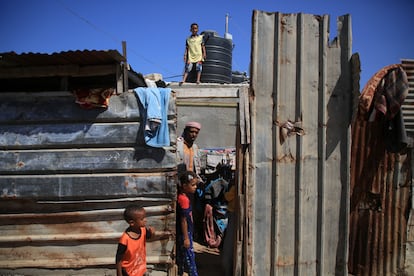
[
  {"left": 401, "top": 59, "right": 414, "bottom": 275},
  {"left": 349, "top": 63, "right": 411, "bottom": 275},
  {"left": 249, "top": 11, "right": 353, "bottom": 275},
  {"left": 401, "top": 59, "right": 414, "bottom": 137},
  {"left": 0, "top": 87, "right": 177, "bottom": 275}
]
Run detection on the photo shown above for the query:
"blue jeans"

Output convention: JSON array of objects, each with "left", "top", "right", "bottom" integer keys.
[{"left": 185, "top": 62, "right": 202, "bottom": 73}]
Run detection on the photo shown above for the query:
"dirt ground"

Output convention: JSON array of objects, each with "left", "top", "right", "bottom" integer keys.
[{"left": 193, "top": 241, "right": 224, "bottom": 276}]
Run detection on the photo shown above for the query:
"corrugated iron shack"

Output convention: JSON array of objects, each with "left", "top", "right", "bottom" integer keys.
[
  {"left": 0, "top": 48, "right": 249, "bottom": 275},
  {"left": 0, "top": 50, "right": 176, "bottom": 275},
  {"left": 349, "top": 59, "right": 414, "bottom": 275},
  {"left": 1, "top": 10, "right": 413, "bottom": 276}
]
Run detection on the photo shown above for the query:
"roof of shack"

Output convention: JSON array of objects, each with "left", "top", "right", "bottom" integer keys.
[
  {"left": 0, "top": 50, "right": 144, "bottom": 92},
  {"left": 0, "top": 50, "right": 125, "bottom": 68}
]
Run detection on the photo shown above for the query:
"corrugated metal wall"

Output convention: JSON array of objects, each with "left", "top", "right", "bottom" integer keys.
[
  {"left": 402, "top": 59, "right": 414, "bottom": 136},
  {"left": 402, "top": 59, "right": 414, "bottom": 275},
  {"left": 348, "top": 60, "right": 413, "bottom": 275},
  {"left": 248, "top": 11, "right": 354, "bottom": 275},
  {"left": 0, "top": 90, "right": 176, "bottom": 275}
]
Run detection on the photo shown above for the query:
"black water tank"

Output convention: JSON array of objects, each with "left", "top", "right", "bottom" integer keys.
[
  {"left": 231, "top": 71, "right": 249, "bottom": 84},
  {"left": 201, "top": 31, "right": 233, "bottom": 84}
]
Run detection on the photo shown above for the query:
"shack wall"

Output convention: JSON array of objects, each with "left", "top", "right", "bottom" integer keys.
[
  {"left": 0, "top": 90, "right": 176, "bottom": 275},
  {"left": 248, "top": 11, "right": 354, "bottom": 275},
  {"left": 172, "top": 83, "right": 247, "bottom": 149},
  {"left": 403, "top": 58, "right": 414, "bottom": 276}
]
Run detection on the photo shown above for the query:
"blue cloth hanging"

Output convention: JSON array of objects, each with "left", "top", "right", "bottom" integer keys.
[{"left": 135, "top": 87, "right": 171, "bottom": 147}]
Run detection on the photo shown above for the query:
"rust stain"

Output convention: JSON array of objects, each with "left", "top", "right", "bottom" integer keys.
[
  {"left": 348, "top": 62, "right": 412, "bottom": 275},
  {"left": 276, "top": 256, "right": 294, "bottom": 267},
  {"left": 16, "top": 161, "right": 24, "bottom": 168},
  {"left": 277, "top": 153, "right": 295, "bottom": 163}
]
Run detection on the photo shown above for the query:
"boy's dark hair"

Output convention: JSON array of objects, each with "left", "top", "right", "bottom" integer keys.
[
  {"left": 178, "top": 171, "right": 197, "bottom": 188},
  {"left": 123, "top": 204, "right": 144, "bottom": 222}
]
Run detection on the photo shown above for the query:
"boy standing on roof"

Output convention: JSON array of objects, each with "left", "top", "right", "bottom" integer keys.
[{"left": 180, "top": 23, "right": 207, "bottom": 85}]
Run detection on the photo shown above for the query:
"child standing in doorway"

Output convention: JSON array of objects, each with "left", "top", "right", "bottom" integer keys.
[
  {"left": 176, "top": 171, "right": 199, "bottom": 276},
  {"left": 116, "top": 204, "right": 155, "bottom": 276}
]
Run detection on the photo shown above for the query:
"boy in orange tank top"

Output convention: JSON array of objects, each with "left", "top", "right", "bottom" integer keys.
[{"left": 116, "top": 204, "right": 155, "bottom": 276}]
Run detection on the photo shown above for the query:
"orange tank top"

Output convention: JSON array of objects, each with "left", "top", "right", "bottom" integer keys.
[{"left": 119, "top": 227, "right": 147, "bottom": 276}]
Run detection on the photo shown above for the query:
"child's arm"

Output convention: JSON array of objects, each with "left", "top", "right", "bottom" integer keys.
[
  {"left": 202, "top": 44, "right": 206, "bottom": 60},
  {"left": 115, "top": 262, "right": 123, "bottom": 276},
  {"left": 115, "top": 243, "right": 126, "bottom": 276},
  {"left": 184, "top": 45, "right": 188, "bottom": 63},
  {"left": 146, "top": 226, "right": 174, "bottom": 240},
  {"left": 146, "top": 226, "right": 156, "bottom": 240},
  {"left": 181, "top": 216, "right": 190, "bottom": 248}
]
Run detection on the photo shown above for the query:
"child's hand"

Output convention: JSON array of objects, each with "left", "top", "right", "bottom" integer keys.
[
  {"left": 167, "top": 230, "right": 176, "bottom": 240},
  {"left": 148, "top": 226, "right": 156, "bottom": 236},
  {"left": 183, "top": 238, "right": 190, "bottom": 249}
]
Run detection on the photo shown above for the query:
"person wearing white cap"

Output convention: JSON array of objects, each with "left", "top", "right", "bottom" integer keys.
[
  {"left": 176, "top": 121, "right": 204, "bottom": 242},
  {"left": 176, "top": 121, "right": 202, "bottom": 175}
]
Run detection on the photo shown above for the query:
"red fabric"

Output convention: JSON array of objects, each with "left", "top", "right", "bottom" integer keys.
[
  {"left": 73, "top": 88, "right": 114, "bottom": 109},
  {"left": 203, "top": 203, "right": 222, "bottom": 248},
  {"left": 118, "top": 227, "right": 147, "bottom": 276},
  {"left": 178, "top": 193, "right": 190, "bottom": 209}
]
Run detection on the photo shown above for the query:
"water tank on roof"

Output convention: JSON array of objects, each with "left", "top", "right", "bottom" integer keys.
[{"left": 201, "top": 30, "right": 233, "bottom": 84}]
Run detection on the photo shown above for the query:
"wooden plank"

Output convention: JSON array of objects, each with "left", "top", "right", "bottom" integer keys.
[
  {"left": 0, "top": 148, "right": 176, "bottom": 174},
  {"left": 173, "top": 86, "right": 241, "bottom": 98},
  {"left": 239, "top": 86, "right": 250, "bottom": 145}
]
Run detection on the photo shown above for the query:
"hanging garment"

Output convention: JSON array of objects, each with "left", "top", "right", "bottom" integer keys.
[{"left": 135, "top": 87, "right": 171, "bottom": 147}]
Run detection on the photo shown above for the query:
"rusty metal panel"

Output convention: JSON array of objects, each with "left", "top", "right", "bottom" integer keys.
[
  {"left": 249, "top": 11, "right": 353, "bottom": 275},
  {"left": 402, "top": 59, "right": 414, "bottom": 136},
  {"left": 0, "top": 87, "right": 177, "bottom": 274},
  {"left": 402, "top": 59, "right": 414, "bottom": 275},
  {"left": 349, "top": 62, "right": 412, "bottom": 275}
]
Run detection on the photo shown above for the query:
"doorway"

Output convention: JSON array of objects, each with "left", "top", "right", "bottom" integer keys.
[{"left": 174, "top": 83, "right": 249, "bottom": 275}]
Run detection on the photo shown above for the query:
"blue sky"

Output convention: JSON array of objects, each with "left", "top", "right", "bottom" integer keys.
[{"left": 1, "top": 0, "right": 413, "bottom": 86}]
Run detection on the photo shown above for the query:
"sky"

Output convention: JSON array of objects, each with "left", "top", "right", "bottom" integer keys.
[{"left": 1, "top": 0, "right": 413, "bottom": 87}]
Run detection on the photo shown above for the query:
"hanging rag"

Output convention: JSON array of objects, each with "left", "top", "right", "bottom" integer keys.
[
  {"left": 363, "top": 65, "right": 409, "bottom": 153},
  {"left": 73, "top": 88, "right": 114, "bottom": 109},
  {"left": 204, "top": 203, "right": 222, "bottom": 248},
  {"left": 135, "top": 87, "right": 171, "bottom": 147}
]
